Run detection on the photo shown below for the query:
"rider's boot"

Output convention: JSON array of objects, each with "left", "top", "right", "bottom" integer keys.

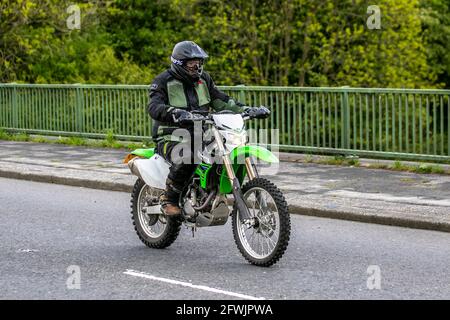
[{"left": 160, "top": 178, "right": 182, "bottom": 216}]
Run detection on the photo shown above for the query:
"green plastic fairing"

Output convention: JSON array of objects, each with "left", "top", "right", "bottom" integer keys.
[
  {"left": 194, "top": 163, "right": 213, "bottom": 189},
  {"left": 131, "top": 148, "right": 155, "bottom": 159},
  {"left": 219, "top": 145, "right": 279, "bottom": 194}
]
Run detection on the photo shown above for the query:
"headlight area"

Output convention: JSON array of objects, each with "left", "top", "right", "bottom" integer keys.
[{"left": 221, "top": 130, "right": 248, "bottom": 149}]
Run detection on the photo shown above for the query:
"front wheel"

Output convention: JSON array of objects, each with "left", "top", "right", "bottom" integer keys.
[
  {"left": 232, "top": 178, "right": 291, "bottom": 267},
  {"left": 131, "top": 178, "right": 181, "bottom": 249}
]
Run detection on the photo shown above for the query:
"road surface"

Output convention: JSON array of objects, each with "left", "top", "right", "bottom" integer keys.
[{"left": 0, "top": 177, "right": 449, "bottom": 299}]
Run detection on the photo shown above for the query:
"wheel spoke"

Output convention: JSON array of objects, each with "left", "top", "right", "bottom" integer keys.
[
  {"left": 263, "top": 234, "right": 270, "bottom": 256},
  {"left": 256, "top": 192, "right": 265, "bottom": 211},
  {"left": 252, "top": 194, "right": 257, "bottom": 217},
  {"left": 249, "top": 228, "right": 256, "bottom": 243},
  {"left": 264, "top": 236, "right": 272, "bottom": 254},
  {"left": 250, "top": 230, "right": 256, "bottom": 249},
  {"left": 258, "top": 233, "right": 264, "bottom": 256},
  {"left": 267, "top": 234, "right": 278, "bottom": 247},
  {"left": 255, "top": 192, "right": 269, "bottom": 216}
]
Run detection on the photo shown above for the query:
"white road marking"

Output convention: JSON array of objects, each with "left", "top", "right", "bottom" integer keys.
[
  {"left": 16, "top": 248, "right": 39, "bottom": 253},
  {"left": 124, "top": 269, "right": 266, "bottom": 300}
]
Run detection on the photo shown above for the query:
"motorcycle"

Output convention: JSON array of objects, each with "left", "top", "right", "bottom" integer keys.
[{"left": 123, "top": 109, "right": 290, "bottom": 267}]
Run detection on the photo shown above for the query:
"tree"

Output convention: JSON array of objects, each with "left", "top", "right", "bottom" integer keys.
[
  {"left": 160, "top": 0, "right": 435, "bottom": 88},
  {"left": 0, "top": 0, "right": 151, "bottom": 84},
  {"left": 1, "top": 0, "right": 444, "bottom": 88},
  {"left": 420, "top": 0, "right": 450, "bottom": 88}
]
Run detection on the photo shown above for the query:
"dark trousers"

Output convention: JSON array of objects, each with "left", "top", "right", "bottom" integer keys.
[{"left": 157, "top": 140, "right": 197, "bottom": 203}]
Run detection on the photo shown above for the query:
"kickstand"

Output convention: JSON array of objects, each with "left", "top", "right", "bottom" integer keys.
[{"left": 191, "top": 225, "right": 196, "bottom": 238}]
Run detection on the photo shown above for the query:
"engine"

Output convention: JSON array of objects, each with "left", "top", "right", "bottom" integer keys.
[{"left": 183, "top": 179, "right": 230, "bottom": 227}]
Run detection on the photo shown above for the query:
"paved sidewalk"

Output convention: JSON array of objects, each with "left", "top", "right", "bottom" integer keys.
[{"left": 0, "top": 140, "right": 449, "bottom": 232}]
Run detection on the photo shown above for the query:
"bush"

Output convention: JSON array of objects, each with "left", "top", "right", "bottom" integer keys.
[
  {"left": 14, "top": 132, "right": 30, "bottom": 141},
  {"left": 415, "top": 164, "right": 431, "bottom": 173},
  {"left": 0, "top": 128, "right": 11, "bottom": 140}
]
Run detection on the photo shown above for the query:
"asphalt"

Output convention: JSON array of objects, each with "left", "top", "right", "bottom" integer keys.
[
  {"left": 1, "top": 178, "right": 449, "bottom": 300},
  {"left": 0, "top": 140, "right": 449, "bottom": 232}
]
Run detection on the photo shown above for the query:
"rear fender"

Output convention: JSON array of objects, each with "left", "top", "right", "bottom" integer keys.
[
  {"left": 126, "top": 148, "right": 169, "bottom": 190},
  {"left": 131, "top": 148, "right": 155, "bottom": 158}
]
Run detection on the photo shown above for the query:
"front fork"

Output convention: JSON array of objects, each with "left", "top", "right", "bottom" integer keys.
[
  {"left": 212, "top": 128, "right": 257, "bottom": 223},
  {"left": 245, "top": 157, "right": 258, "bottom": 180}
]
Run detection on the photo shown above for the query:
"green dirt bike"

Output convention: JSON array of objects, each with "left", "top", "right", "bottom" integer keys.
[{"left": 124, "top": 109, "right": 290, "bottom": 267}]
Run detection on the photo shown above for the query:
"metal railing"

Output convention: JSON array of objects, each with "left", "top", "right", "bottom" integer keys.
[{"left": 0, "top": 83, "right": 449, "bottom": 162}]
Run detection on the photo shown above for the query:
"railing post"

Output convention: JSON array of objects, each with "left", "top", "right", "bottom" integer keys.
[
  {"left": 75, "top": 84, "right": 84, "bottom": 133},
  {"left": 341, "top": 86, "right": 351, "bottom": 149},
  {"left": 12, "top": 83, "right": 18, "bottom": 129},
  {"left": 236, "top": 84, "right": 246, "bottom": 105}
]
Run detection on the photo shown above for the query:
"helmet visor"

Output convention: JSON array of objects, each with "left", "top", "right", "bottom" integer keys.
[{"left": 183, "top": 59, "right": 204, "bottom": 77}]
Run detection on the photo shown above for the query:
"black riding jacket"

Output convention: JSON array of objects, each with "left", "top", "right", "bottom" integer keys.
[{"left": 147, "top": 69, "right": 244, "bottom": 141}]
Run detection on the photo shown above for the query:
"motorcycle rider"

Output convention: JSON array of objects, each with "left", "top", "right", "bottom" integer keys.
[{"left": 148, "top": 40, "right": 268, "bottom": 216}]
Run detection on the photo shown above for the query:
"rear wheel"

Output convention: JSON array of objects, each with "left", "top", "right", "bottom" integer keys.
[
  {"left": 232, "top": 178, "right": 291, "bottom": 267},
  {"left": 131, "top": 178, "right": 181, "bottom": 248}
]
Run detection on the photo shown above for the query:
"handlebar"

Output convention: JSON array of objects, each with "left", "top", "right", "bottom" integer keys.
[{"left": 172, "top": 107, "right": 269, "bottom": 124}]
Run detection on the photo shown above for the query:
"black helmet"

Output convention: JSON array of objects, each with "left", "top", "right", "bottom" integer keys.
[{"left": 170, "top": 41, "right": 208, "bottom": 83}]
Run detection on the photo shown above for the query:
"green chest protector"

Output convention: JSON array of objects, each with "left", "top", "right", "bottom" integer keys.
[
  {"left": 157, "top": 79, "right": 243, "bottom": 142},
  {"left": 157, "top": 79, "right": 211, "bottom": 142},
  {"left": 167, "top": 79, "right": 211, "bottom": 109}
]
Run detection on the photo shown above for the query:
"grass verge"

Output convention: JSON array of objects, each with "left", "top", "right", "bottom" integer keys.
[
  {"left": 0, "top": 129, "right": 153, "bottom": 151},
  {"left": 301, "top": 153, "right": 448, "bottom": 175}
]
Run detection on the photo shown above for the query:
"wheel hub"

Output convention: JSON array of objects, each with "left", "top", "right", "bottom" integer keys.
[{"left": 256, "top": 213, "right": 276, "bottom": 237}]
